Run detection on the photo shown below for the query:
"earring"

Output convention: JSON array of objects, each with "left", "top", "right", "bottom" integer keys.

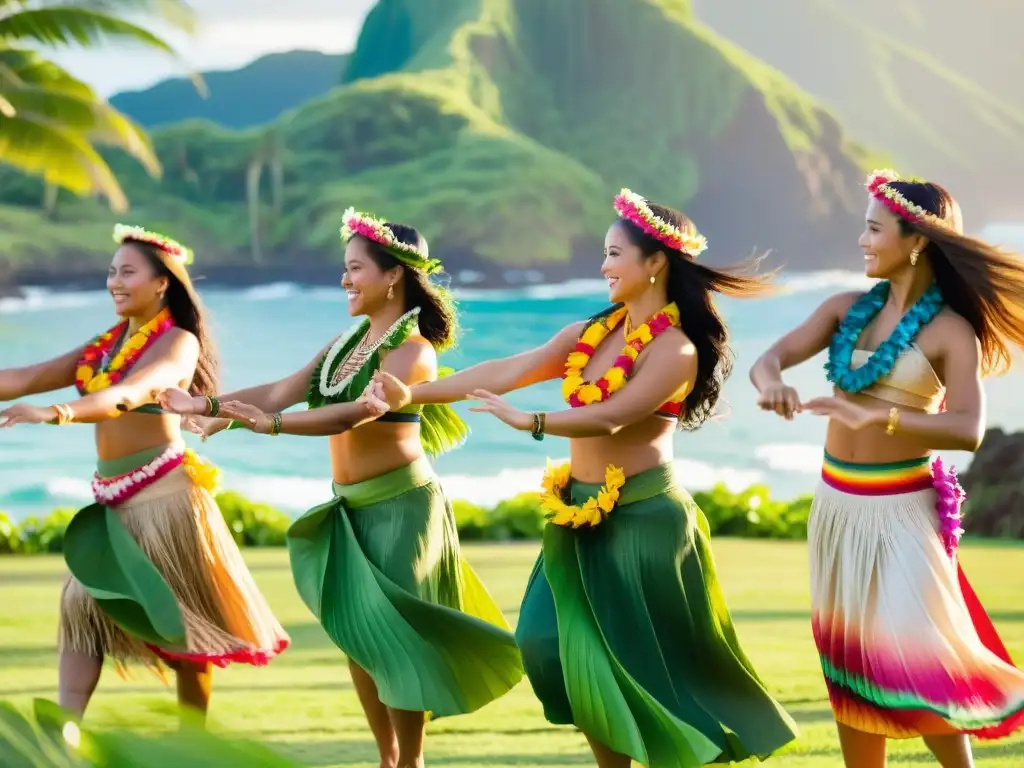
[
  {"left": 909, "top": 249, "right": 920, "bottom": 267},
  {"left": 386, "top": 283, "right": 394, "bottom": 300},
  {"left": 649, "top": 276, "right": 656, "bottom": 285}
]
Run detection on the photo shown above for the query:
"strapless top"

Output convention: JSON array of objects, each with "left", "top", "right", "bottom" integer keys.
[{"left": 849, "top": 345, "right": 944, "bottom": 412}]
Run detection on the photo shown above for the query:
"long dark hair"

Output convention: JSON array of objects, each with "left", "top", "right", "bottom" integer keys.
[
  {"left": 128, "top": 240, "right": 219, "bottom": 396},
  {"left": 890, "top": 181, "right": 1024, "bottom": 376},
  {"left": 618, "top": 204, "right": 777, "bottom": 430},
  {"left": 362, "top": 223, "right": 458, "bottom": 351}
]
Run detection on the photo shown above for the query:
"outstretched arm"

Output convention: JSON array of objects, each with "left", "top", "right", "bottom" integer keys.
[
  {"left": 52, "top": 331, "right": 198, "bottom": 423},
  {"left": 0, "top": 346, "right": 83, "bottom": 401},
  {"left": 222, "top": 341, "right": 432, "bottom": 437},
  {"left": 749, "top": 291, "right": 858, "bottom": 418},
  {"left": 467, "top": 328, "right": 698, "bottom": 438},
  {"left": 404, "top": 321, "right": 586, "bottom": 404}
]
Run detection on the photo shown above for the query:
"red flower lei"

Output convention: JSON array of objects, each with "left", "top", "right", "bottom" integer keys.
[
  {"left": 562, "top": 303, "right": 680, "bottom": 407},
  {"left": 75, "top": 307, "right": 176, "bottom": 394}
]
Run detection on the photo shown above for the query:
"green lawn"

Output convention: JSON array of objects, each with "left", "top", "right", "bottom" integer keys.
[{"left": 2, "top": 540, "right": 1023, "bottom": 766}]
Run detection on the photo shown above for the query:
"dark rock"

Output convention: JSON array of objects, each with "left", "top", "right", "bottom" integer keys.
[{"left": 959, "top": 427, "right": 1024, "bottom": 539}]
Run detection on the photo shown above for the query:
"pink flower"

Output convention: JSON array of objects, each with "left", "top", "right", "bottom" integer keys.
[
  {"left": 613, "top": 355, "right": 635, "bottom": 375},
  {"left": 931, "top": 457, "right": 966, "bottom": 558}
]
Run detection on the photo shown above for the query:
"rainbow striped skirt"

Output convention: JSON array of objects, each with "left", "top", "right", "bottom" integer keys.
[{"left": 809, "top": 452, "right": 1024, "bottom": 739}]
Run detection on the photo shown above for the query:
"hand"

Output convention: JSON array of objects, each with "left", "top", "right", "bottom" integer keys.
[
  {"left": 371, "top": 372, "right": 412, "bottom": 410},
  {"left": 757, "top": 381, "right": 802, "bottom": 420},
  {"left": 157, "top": 387, "right": 204, "bottom": 415},
  {"left": 0, "top": 403, "right": 59, "bottom": 427},
  {"left": 218, "top": 400, "right": 272, "bottom": 434},
  {"left": 802, "top": 397, "right": 881, "bottom": 431},
  {"left": 181, "top": 415, "right": 232, "bottom": 442},
  {"left": 467, "top": 390, "right": 533, "bottom": 432},
  {"left": 357, "top": 384, "right": 391, "bottom": 416}
]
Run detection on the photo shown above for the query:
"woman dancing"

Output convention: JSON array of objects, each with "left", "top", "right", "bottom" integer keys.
[
  {"left": 158, "top": 209, "right": 523, "bottom": 768},
  {"left": 369, "top": 190, "right": 800, "bottom": 767},
  {"left": 0, "top": 225, "right": 289, "bottom": 721},
  {"left": 750, "top": 170, "right": 1024, "bottom": 767}
]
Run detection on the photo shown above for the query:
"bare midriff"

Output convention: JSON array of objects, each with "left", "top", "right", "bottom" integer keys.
[
  {"left": 329, "top": 420, "right": 425, "bottom": 485},
  {"left": 823, "top": 389, "right": 932, "bottom": 465},
  {"left": 567, "top": 414, "right": 677, "bottom": 483},
  {"left": 95, "top": 411, "right": 185, "bottom": 462}
]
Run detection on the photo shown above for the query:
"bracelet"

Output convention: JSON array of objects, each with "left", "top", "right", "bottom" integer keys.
[
  {"left": 269, "top": 412, "right": 282, "bottom": 436},
  {"left": 50, "top": 403, "right": 74, "bottom": 426},
  {"left": 530, "top": 412, "right": 546, "bottom": 441},
  {"left": 885, "top": 406, "right": 900, "bottom": 436},
  {"left": 205, "top": 396, "right": 221, "bottom": 418}
]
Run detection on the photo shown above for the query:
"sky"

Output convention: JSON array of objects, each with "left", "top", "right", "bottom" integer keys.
[{"left": 48, "top": 0, "right": 379, "bottom": 96}]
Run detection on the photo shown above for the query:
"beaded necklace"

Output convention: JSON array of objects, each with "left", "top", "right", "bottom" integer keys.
[{"left": 825, "top": 281, "right": 944, "bottom": 393}]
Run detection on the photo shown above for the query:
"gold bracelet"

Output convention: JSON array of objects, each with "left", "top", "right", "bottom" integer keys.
[
  {"left": 51, "top": 403, "right": 74, "bottom": 425},
  {"left": 885, "top": 406, "right": 900, "bottom": 436},
  {"left": 530, "top": 412, "right": 546, "bottom": 441}
]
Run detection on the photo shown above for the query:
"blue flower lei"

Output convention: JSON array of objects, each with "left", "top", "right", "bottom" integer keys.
[{"left": 825, "top": 281, "right": 944, "bottom": 393}]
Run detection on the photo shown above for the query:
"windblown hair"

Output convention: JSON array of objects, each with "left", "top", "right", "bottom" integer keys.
[
  {"left": 889, "top": 180, "right": 1024, "bottom": 376},
  {"left": 618, "top": 203, "right": 777, "bottom": 430},
  {"left": 361, "top": 223, "right": 459, "bottom": 352},
  {"left": 125, "top": 240, "right": 219, "bottom": 396}
]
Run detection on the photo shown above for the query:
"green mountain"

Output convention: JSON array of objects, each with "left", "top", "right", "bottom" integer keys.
[
  {"left": 692, "top": 0, "right": 1024, "bottom": 217},
  {"left": 0, "top": 0, "right": 874, "bottom": 291},
  {"left": 110, "top": 50, "right": 350, "bottom": 130}
]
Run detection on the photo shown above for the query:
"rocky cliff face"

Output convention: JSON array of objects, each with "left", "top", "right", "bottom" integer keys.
[{"left": 960, "top": 428, "right": 1024, "bottom": 539}]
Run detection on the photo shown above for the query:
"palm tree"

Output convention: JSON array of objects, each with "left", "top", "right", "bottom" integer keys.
[{"left": 0, "top": 0, "right": 203, "bottom": 212}]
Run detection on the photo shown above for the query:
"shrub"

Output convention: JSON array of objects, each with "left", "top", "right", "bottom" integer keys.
[{"left": 0, "top": 483, "right": 818, "bottom": 554}]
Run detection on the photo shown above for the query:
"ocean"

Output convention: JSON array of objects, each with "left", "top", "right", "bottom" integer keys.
[{"left": 2, "top": 272, "right": 1021, "bottom": 521}]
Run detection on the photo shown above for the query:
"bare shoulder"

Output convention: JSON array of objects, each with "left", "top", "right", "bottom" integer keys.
[
  {"left": 929, "top": 308, "right": 979, "bottom": 351},
  {"left": 825, "top": 290, "right": 864, "bottom": 315},
  {"left": 387, "top": 335, "right": 437, "bottom": 379},
  {"left": 651, "top": 326, "right": 698, "bottom": 366},
  {"left": 152, "top": 327, "right": 198, "bottom": 355}
]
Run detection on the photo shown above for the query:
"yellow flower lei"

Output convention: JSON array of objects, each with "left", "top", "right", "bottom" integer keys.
[
  {"left": 182, "top": 450, "right": 221, "bottom": 493},
  {"left": 75, "top": 307, "right": 174, "bottom": 394},
  {"left": 539, "top": 461, "right": 626, "bottom": 528}
]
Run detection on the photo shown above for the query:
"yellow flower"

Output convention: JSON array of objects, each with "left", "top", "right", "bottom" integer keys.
[
  {"left": 604, "top": 366, "right": 626, "bottom": 391},
  {"left": 548, "top": 503, "right": 577, "bottom": 527},
  {"left": 580, "top": 498, "right": 603, "bottom": 527},
  {"left": 623, "top": 345, "right": 640, "bottom": 361},
  {"left": 605, "top": 465, "right": 626, "bottom": 489},
  {"left": 597, "top": 487, "right": 618, "bottom": 513},
  {"left": 665, "top": 303, "right": 680, "bottom": 324},
  {"left": 183, "top": 451, "right": 221, "bottom": 493},
  {"left": 565, "top": 351, "right": 590, "bottom": 370},
  {"left": 577, "top": 384, "right": 604, "bottom": 405},
  {"left": 580, "top": 326, "right": 606, "bottom": 348},
  {"left": 561, "top": 375, "right": 584, "bottom": 400},
  {"left": 75, "top": 366, "right": 93, "bottom": 383},
  {"left": 627, "top": 324, "right": 654, "bottom": 344}
]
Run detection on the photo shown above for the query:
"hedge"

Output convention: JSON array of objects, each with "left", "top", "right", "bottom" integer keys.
[{"left": 0, "top": 484, "right": 813, "bottom": 555}]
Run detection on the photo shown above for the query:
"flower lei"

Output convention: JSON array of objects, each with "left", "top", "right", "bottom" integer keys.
[
  {"left": 563, "top": 303, "right": 680, "bottom": 406},
  {"left": 114, "top": 224, "right": 193, "bottom": 265},
  {"left": 317, "top": 308, "right": 420, "bottom": 399},
  {"left": 340, "top": 208, "right": 443, "bottom": 275},
  {"left": 824, "top": 282, "right": 944, "bottom": 393},
  {"left": 540, "top": 461, "right": 626, "bottom": 528},
  {"left": 613, "top": 188, "right": 707, "bottom": 257},
  {"left": 75, "top": 307, "right": 176, "bottom": 394}
]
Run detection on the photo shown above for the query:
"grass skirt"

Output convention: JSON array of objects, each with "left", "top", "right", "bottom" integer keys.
[
  {"left": 810, "top": 453, "right": 1024, "bottom": 738},
  {"left": 59, "top": 464, "right": 289, "bottom": 671},
  {"left": 515, "top": 463, "right": 798, "bottom": 767},
  {"left": 286, "top": 457, "right": 524, "bottom": 717}
]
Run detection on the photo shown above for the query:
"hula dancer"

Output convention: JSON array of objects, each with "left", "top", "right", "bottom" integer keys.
[
  {"left": 369, "top": 190, "right": 799, "bottom": 767},
  {"left": 158, "top": 210, "right": 523, "bottom": 768},
  {"left": 0, "top": 226, "right": 289, "bottom": 721},
  {"left": 751, "top": 170, "right": 1024, "bottom": 767}
]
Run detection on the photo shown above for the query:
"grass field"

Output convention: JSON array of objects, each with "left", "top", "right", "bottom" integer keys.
[{"left": 2, "top": 540, "right": 1023, "bottom": 766}]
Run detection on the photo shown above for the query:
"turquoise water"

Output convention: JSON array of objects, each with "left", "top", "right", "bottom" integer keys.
[{"left": 2, "top": 275, "right": 1021, "bottom": 520}]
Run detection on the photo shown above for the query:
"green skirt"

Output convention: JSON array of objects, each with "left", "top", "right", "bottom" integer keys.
[
  {"left": 516, "top": 463, "right": 798, "bottom": 766},
  {"left": 286, "top": 457, "right": 524, "bottom": 717}
]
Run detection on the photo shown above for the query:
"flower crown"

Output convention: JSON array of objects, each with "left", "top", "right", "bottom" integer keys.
[
  {"left": 613, "top": 188, "right": 707, "bottom": 257},
  {"left": 113, "top": 224, "right": 193, "bottom": 265},
  {"left": 340, "top": 207, "right": 443, "bottom": 275},
  {"left": 865, "top": 169, "right": 945, "bottom": 228}
]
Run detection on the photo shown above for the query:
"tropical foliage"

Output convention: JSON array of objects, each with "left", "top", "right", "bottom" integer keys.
[{"left": 0, "top": 0, "right": 199, "bottom": 212}]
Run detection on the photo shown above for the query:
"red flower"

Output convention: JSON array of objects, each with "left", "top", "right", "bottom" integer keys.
[
  {"left": 613, "top": 355, "right": 635, "bottom": 375},
  {"left": 648, "top": 314, "right": 672, "bottom": 334},
  {"left": 596, "top": 378, "right": 610, "bottom": 395},
  {"left": 575, "top": 342, "right": 595, "bottom": 355},
  {"left": 568, "top": 392, "right": 583, "bottom": 408}
]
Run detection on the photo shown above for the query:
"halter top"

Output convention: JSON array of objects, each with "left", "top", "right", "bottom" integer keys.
[{"left": 849, "top": 344, "right": 944, "bottom": 412}]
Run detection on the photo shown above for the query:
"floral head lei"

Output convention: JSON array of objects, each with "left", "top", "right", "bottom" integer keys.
[
  {"left": 113, "top": 224, "right": 193, "bottom": 266},
  {"left": 613, "top": 188, "right": 707, "bottom": 257},
  {"left": 341, "top": 208, "right": 444, "bottom": 275},
  {"left": 865, "top": 170, "right": 947, "bottom": 229}
]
